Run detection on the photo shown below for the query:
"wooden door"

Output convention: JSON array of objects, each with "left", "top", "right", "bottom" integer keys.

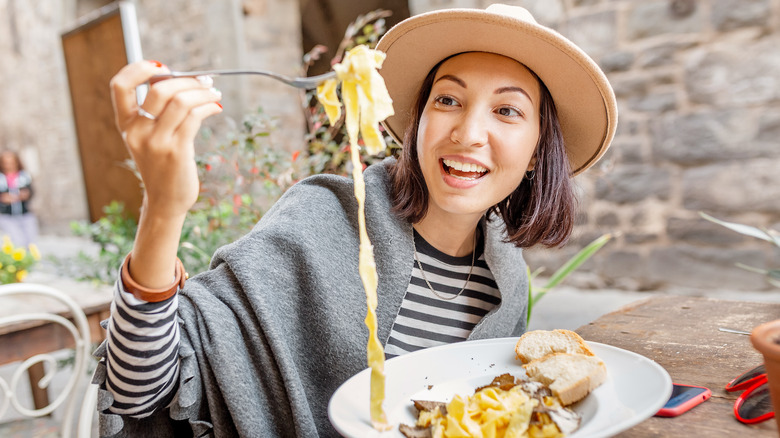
[{"left": 61, "top": 2, "right": 144, "bottom": 221}]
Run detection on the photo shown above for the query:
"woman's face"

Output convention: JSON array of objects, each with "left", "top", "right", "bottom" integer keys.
[
  {"left": 416, "top": 52, "right": 541, "bottom": 223},
  {"left": 0, "top": 153, "right": 18, "bottom": 173}
]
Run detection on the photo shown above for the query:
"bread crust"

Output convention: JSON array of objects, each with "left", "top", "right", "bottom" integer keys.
[
  {"left": 515, "top": 329, "right": 606, "bottom": 406},
  {"left": 514, "top": 329, "right": 595, "bottom": 364}
]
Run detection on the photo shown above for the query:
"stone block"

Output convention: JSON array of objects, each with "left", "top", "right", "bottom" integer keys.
[
  {"left": 596, "top": 211, "right": 619, "bottom": 226},
  {"left": 647, "top": 245, "right": 769, "bottom": 289},
  {"left": 615, "top": 118, "right": 642, "bottom": 137},
  {"left": 575, "top": 211, "right": 589, "bottom": 226},
  {"left": 667, "top": 216, "right": 747, "bottom": 245},
  {"left": 651, "top": 109, "right": 773, "bottom": 165},
  {"left": 628, "top": 91, "right": 677, "bottom": 113},
  {"left": 595, "top": 165, "right": 671, "bottom": 203},
  {"left": 612, "top": 140, "right": 644, "bottom": 164},
  {"left": 682, "top": 159, "right": 780, "bottom": 214},
  {"left": 599, "top": 250, "right": 644, "bottom": 280},
  {"left": 630, "top": 210, "right": 649, "bottom": 226},
  {"left": 624, "top": 233, "right": 658, "bottom": 244},
  {"left": 637, "top": 40, "right": 697, "bottom": 68},
  {"left": 685, "top": 37, "right": 780, "bottom": 106},
  {"left": 600, "top": 51, "right": 634, "bottom": 73},
  {"left": 611, "top": 77, "right": 648, "bottom": 99},
  {"left": 712, "top": 0, "right": 770, "bottom": 32},
  {"left": 756, "top": 108, "right": 780, "bottom": 143},
  {"left": 564, "top": 10, "right": 617, "bottom": 56},
  {"left": 626, "top": 0, "right": 704, "bottom": 40},
  {"left": 573, "top": 0, "right": 602, "bottom": 6}
]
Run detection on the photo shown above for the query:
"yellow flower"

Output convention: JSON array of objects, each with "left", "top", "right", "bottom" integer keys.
[
  {"left": 2, "top": 244, "right": 12, "bottom": 254},
  {"left": 15, "top": 270, "right": 27, "bottom": 282},
  {"left": 0, "top": 262, "right": 4, "bottom": 269},
  {"left": 2, "top": 235, "right": 11, "bottom": 246},
  {"left": 12, "top": 248, "right": 25, "bottom": 261},
  {"left": 7, "top": 265, "right": 16, "bottom": 273},
  {"left": 28, "top": 244, "right": 41, "bottom": 261}
]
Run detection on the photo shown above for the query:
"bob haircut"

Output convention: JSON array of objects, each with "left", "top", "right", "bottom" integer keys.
[{"left": 389, "top": 55, "right": 577, "bottom": 248}]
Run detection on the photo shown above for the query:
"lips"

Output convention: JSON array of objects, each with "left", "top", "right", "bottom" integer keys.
[{"left": 442, "top": 158, "right": 488, "bottom": 180}]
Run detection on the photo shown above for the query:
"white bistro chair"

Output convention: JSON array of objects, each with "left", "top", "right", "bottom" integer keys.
[{"left": 0, "top": 283, "right": 98, "bottom": 438}]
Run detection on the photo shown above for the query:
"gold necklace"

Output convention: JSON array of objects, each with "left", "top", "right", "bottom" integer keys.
[{"left": 413, "top": 231, "right": 477, "bottom": 301}]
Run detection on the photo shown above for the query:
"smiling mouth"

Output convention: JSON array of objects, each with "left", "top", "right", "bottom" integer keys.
[{"left": 441, "top": 159, "right": 489, "bottom": 180}]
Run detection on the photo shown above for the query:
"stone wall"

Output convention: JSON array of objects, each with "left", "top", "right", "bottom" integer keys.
[
  {"left": 3, "top": 0, "right": 779, "bottom": 291},
  {"left": 411, "top": 0, "right": 780, "bottom": 292},
  {"left": 0, "top": 0, "right": 88, "bottom": 234},
  {"left": 0, "top": 0, "right": 304, "bottom": 233}
]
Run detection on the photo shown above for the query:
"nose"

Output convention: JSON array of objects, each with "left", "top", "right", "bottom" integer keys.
[{"left": 450, "top": 109, "right": 488, "bottom": 147}]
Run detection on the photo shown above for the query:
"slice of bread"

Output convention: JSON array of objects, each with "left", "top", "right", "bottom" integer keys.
[
  {"left": 523, "top": 352, "right": 607, "bottom": 405},
  {"left": 514, "top": 329, "right": 595, "bottom": 364}
]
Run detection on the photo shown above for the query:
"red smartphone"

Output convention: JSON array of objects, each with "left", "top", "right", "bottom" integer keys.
[{"left": 655, "top": 383, "right": 711, "bottom": 417}]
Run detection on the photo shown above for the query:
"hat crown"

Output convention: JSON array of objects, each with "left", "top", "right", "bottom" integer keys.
[{"left": 485, "top": 3, "right": 538, "bottom": 25}]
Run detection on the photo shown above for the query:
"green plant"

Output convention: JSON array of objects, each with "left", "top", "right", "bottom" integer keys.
[
  {"left": 66, "top": 109, "right": 305, "bottom": 282},
  {"left": 302, "top": 9, "right": 400, "bottom": 176},
  {"left": 700, "top": 212, "right": 780, "bottom": 288},
  {"left": 69, "top": 201, "right": 137, "bottom": 284},
  {"left": 0, "top": 235, "right": 40, "bottom": 284},
  {"left": 180, "top": 109, "right": 306, "bottom": 274},
  {"left": 526, "top": 233, "right": 613, "bottom": 323}
]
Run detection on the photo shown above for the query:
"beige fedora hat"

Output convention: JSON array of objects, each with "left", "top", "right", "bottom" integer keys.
[{"left": 376, "top": 4, "right": 617, "bottom": 176}]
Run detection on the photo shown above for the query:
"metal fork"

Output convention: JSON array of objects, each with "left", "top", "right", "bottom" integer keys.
[{"left": 151, "top": 69, "right": 337, "bottom": 89}]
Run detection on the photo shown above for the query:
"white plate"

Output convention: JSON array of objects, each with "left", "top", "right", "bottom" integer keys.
[{"left": 328, "top": 337, "right": 672, "bottom": 438}]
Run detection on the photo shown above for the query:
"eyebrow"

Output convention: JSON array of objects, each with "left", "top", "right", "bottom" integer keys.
[
  {"left": 496, "top": 86, "right": 533, "bottom": 103},
  {"left": 435, "top": 74, "right": 534, "bottom": 103},
  {"left": 434, "top": 74, "right": 466, "bottom": 88}
]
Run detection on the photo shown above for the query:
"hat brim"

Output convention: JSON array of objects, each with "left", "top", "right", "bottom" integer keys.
[{"left": 376, "top": 8, "right": 617, "bottom": 176}]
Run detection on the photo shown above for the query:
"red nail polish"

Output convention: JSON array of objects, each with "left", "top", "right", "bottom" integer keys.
[
  {"left": 148, "top": 60, "right": 164, "bottom": 68},
  {"left": 216, "top": 102, "right": 223, "bottom": 109}
]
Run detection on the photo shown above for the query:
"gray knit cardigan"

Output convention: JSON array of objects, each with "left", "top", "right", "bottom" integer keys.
[{"left": 94, "top": 158, "right": 529, "bottom": 437}]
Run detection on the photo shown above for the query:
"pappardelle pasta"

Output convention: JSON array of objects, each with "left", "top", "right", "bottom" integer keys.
[
  {"left": 316, "top": 44, "right": 395, "bottom": 430},
  {"left": 401, "top": 374, "right": 581, "bottom": 438}
]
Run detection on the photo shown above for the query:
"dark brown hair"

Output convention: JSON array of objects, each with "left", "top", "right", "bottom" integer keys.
[
  {"left": 389, "top": 56, "right": 577, "bottom": 248},
  {"left": 0, "top": 151, "right": 24, "bottom": 173}
]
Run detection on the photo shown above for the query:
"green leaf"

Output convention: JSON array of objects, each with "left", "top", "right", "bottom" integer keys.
[
  {"left": 543, "top": 234, "right": 612, "bottom": 290},
  {"left": 699, "top": 212, "right": 777, "bottom": 245},
  {"left": 735, "top": 262, "right": 768, "bottom": 275},
  {"left": 526, "top": 234, "right": 612, "bottom": 324}
]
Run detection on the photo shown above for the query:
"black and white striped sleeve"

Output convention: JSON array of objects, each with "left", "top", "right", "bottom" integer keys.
[{"left": 104, "top": 277, "right": 181, "bottom": 417}]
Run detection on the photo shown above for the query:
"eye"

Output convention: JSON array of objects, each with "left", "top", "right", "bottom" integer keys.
[
  {"left": 434, "top": 95, "right": 460, "bottom": 107},
  {"left": 496, "top": 106, "right": 522, "bottom": 117}
]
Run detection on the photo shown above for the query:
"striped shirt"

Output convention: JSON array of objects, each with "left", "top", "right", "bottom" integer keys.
[
  {"left": 106, "top": 281, "right": 181, "bottom": 416},
  {"left": 384, "top": 230, "right": 500, "bottom": 359},
  {"left": 105, "top": 230, "right": 499, "bottom": 414}
]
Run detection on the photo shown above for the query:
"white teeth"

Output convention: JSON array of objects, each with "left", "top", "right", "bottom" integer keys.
[{"left": 442, "top": 159, "right": 487, "bottom": 173}]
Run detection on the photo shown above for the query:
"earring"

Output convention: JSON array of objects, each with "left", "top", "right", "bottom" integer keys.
[{"left": 525, "top": 169, "right": 536, "bottom": 180}]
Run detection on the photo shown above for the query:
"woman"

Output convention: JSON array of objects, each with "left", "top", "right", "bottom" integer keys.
[
  {"left": 0, "top": 151, "right": 38, "bottom": 247},
  {"left": 97, "top": 4, "right": 616, "bottom": 437}
]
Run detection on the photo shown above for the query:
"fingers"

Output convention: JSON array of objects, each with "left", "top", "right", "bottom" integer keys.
[
  {"left": 110, "top": 60, "right": 170, "bottom": 132},
  {"left": 147, "top": 80, "right": 221, "bottom": 130},
  {"left": 173, "top": 102, "right": 224, "bottom": 147},
  {"left": 139, "top": 75, "right": 214, "bottom": 121}
]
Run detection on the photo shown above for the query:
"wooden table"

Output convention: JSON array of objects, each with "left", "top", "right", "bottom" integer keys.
[
  {"left": 0, "top": 278, "right": 113, "bottom": 409},
  {"left": 577, "top": 295, "right": 778, "bottom": 436}
]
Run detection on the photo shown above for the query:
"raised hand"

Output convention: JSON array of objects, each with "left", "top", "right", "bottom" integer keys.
[
  {"left": 110, "top": 60, "right": 222, "bottom": 290},
  {"left": 111, "top": 60, "right": 222, "bottom": 219}
]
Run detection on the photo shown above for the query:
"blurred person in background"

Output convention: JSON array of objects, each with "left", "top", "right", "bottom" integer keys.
[{"left": 0, "top": 150, "right": 38, "bottom": 247}]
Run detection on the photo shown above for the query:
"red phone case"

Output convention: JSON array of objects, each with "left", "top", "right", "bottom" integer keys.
[{"left": 656, "top": 383, "right": 711, "bottom": 417}]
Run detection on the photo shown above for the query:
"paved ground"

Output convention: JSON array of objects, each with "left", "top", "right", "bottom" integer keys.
[{"left": 2, "top": 233, "right": 779, "bottom": 435}]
